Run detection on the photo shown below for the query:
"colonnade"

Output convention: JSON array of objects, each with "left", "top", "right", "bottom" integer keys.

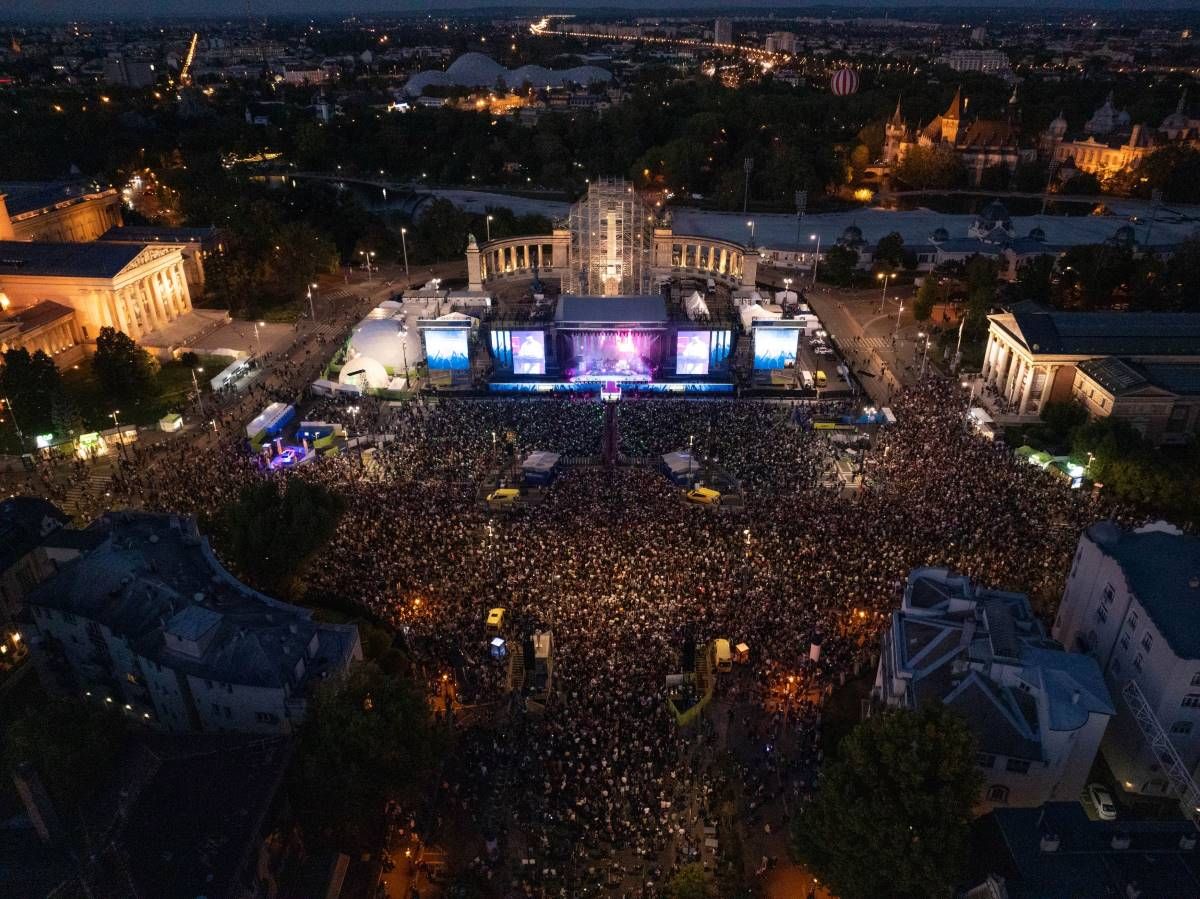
[
  {"left": 981, "top": 329, "right": 1055, "bottom": 416},
  {"left": 105, "top": 261, "right": 193, "bottom": 340}
]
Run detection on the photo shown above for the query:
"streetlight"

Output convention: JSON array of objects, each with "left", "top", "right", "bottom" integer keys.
[
  {"left": 876, "top": 271, "right": 895, "bottom": 312},
  {"left": 809, "top": 233, "right": 821, "bottom": 286},
  {"left": 253, "top": 320, "right": 265, "bottom": 357},
  {"left": 190, "top": 366, "right": 205, "bottom": 417},
  {"left": 746, "top": 219, "right": 755, "bottom": 243},
  {"left": 347, "top": 404, "right": 360, "bottom": 435},
  {"left": 894, "top": 301, "right": 905, "bottom": 337},
  {"left": 486, "top": 214, "right": 494, "bottom": 242},
  {"left": 783, "top": 276, "right": 792, "bottom": 298},
  {"left": 400, "top": 228, "right": 409, "bottom": 285},
  {"left": 308, "top": 282, "right": 318, "bottom": 321},
  {"left": 110, "top": 409, "right": 126, "bottom": 461},
  {"left": 916, "top": 332, "right": 930, "bottom": 378},
  {"left": 359, "top": 250, "right": 375, "bottom": 281}
]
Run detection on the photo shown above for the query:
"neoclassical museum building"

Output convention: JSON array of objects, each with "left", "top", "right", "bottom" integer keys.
[{"left": 0, "top": 181, "right": 216, "bottom": 366}]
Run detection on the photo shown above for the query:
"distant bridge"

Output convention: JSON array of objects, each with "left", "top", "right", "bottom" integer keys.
[{"left": 285, "top": 171, "right": 437, "bottom": 217}]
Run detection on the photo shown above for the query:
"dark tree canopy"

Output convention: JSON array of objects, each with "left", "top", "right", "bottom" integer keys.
[
  {"left": 92, "top": 326, "right": 158, "bottom": 399},
  {"left": 290, "top": 662, "right": 442, "bottom": 852},
  {"left": 791, "top": 705, "right": 982, "bottom": 899},
  {"left": 0, "top": 347, "right": 63, "bottom": 437}
]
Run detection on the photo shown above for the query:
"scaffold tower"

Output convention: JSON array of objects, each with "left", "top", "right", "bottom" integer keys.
[{"left": 566, "top": 178, "right": 653, "bottom": 296}]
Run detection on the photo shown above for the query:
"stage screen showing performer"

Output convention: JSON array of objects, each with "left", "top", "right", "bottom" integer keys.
[
  {"left": 676, "top": 331, "right": 711, "bottom": 376},
  {"left": 753, "top": 328, "right": 799, "bottom": 370},
  {"left": 425, "top": 328, "right": 470, "bottom": 371},
  {"left": 562, "top": 330, "right": 661, "bottom": 382},
  {"left": 511, "top": 331, "right": 546, "bottom": 375}
]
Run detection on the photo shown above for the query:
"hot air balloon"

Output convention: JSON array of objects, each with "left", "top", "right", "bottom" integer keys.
[{"left": 830, "top": 67, "right": 860, "bottom": 96}]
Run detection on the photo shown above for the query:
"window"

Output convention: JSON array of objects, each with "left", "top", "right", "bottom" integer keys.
[
  {"left": 1133, "top": 653, "right": 1143, "bottom": 673},
  {"left": 1191, "top": 672, "right": 1200, "bottom": 687},
  {"left": 977, "top": 753, "right": 996, "bottom": 769},
  {"left": 1096, "top": 606, "right": 1108, "bottom": 624},
  {"left": 1182, "top": 694, "right": 1200, "bottom": 709},
  {"left": 256, "top": 711, "right": 280, "bottom": 725},
  {"left": 1112, "top": 659, "right": 1122, "bottom": 676},
  {"left": 1102, "top": 584, "right": 1115, "bottom": 607},
  {"left": 211, "top": 703, "right": 221, "bottom": 715},
  {"left": 1141, "top": 633, "right": 1153, "bottom": 653},
  {"left": 986, "top": 785, "right": 1010, "bottom": 803},
  {"left": 1127, "top": 612, "right": 1139, "bottom": 632},
  {"left": 224, "top": 706, "right": 232, "bottom": 719},
  {"left": 1006, "top": 758, "right": 1031, "bottom": 774},
  {"left": 1120, "top": 633, "right": 1131, "bottom": 652},
  {"left": 1171, "top": 721, "right": 1193, "bottom": 736}
]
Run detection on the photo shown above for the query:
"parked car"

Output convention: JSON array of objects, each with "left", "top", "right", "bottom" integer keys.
[{"left": 1087, "top": 783, "right": 1117, "bottom": 820}]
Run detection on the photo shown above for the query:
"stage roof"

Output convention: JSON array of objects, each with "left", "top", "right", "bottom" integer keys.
[{"left": 555, "top": 295, "right": 667, "bottom": 324}]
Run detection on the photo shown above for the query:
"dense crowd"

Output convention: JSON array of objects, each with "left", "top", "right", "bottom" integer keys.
[{"left": 93, "top": 383, "right": 1115, "bottom": 895}]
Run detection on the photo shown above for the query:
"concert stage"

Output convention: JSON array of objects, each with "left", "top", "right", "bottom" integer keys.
[{"left": 486, "top": 294, "right": 734, "bottom": 393}]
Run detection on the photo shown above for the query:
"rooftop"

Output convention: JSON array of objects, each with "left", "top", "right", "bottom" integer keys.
[
  {"left": 0, "top": 240, "right": 145, "bottom": 280},
  {"left": 1086, "top": 521, "right": 1200, "bottom": 659},
  {"left": 98, "top": 225, "right": 219, "bottom": 245},
  {"left": 972, "top": 802, "right": 1200, "bottom": 899},
  {"left": 1004, "top": 304, "right": 1200, "bottom": 357},
  {"left": 0, "top": 300, "right": 75, "bottom": 334},
  {"left": 0, "top": 497, "right": 68, "bottom": 573},
  {"left": 0, "top": 180, "right": 115, "bottom": 218},
  {"left": 555, "top": 294, "right": 667, "bottom": 323},
  {"left": 886, "top": 568, "right": 1114, "bottom": 761},
  {"left": 27, "top": 511, "right": 359, "bottom": 689}
]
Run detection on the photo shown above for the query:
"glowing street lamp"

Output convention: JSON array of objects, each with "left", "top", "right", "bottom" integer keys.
[
  {"left": 400, "top": 228, "right": 409, "bottom": 284},
  {"left": 253, "top": 320, "right": 265, "bottom": 356},
  {"left": 486, "top": 214, "right": 494, "bottom": 242},
  {"left": 877, "top": 271, "right": 895, "bottom": 312},
  {"left": 809, "top": 233, "right": 821, "bottom": 286}
]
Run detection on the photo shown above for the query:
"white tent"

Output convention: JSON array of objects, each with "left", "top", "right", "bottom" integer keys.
[
  {"left": 738, "top": 303, "right": 782, "bottom": 332},
  {"left": 684, "top": 290, "right": 710, "bottom": 320}
]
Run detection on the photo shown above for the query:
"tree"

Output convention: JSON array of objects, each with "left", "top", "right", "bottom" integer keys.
[
  {"left": 791, "top": 705, "right": 982, "bottom": 899},
  {"left": 217, "top": 479, "right": 344, "bottom": 595},
  {"left": 820, "top": 245, "right": 859, "bottom": 287},
  {"left": 1060, "top": 172, "right": 1102, "bottom": 195},
  {"left": 5, "top": 698, "right": 127, "bottom": 809},
  {"left": 1130, "top": 145, "right": 1200, "bottom": 204},
  {"left": 0, "top": 347, "right": 63, "bottom": 436},
  {"left": 1015, "top": 255, "right": 1055, "bottom": 305},
  {"left": 667, "top": 863, "right": 714, "bottom": 899},
  {"left": 291, "top": 662, "right": 442, "bottom": 852},
  {"left": 874, "top": 232, "right": 906, "bottom": 271},
  {"left": 1054, "top": 244, "right": 1136, "bottom": 310},
  {"left": 913, "top": 276, "right": 938, "bottom": 322},
  {"left": 93, "top": 326, "right": 158, "bottom": 399},
  {"left": 894, "top": 144, "right": 965, "bottom": 190}
]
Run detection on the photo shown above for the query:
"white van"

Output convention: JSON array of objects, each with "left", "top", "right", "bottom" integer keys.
[{"left": 800, "top": 370, "right": 815, "bottom": 390}]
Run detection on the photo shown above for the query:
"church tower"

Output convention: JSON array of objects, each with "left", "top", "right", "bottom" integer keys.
[
  {"left": 884, "top": 96, "right": 907, "bottom": 165},
  {"left": 940, "top": 87, "right": 962, "bottom": 145}
]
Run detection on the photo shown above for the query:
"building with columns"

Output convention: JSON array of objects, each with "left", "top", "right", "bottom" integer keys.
[
  {"left": 0, "top": 301, "right": 85, "bottom": 366},
  {"left": 981, "top": 304, "right": 1200, "bottom": 421},
  {"left": 0, "top": 181, "right": 123, "bottom": 243},
  {"left": 0, "top": 240, "right": 193, "bottom": 344}
]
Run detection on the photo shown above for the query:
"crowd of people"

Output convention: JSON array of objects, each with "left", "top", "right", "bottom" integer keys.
[{"left": 67, "top": 380, "right": 1122, "bottom": 896}]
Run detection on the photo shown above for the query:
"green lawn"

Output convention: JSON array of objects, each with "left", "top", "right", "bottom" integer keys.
[{"left": 61, "top": 353, "right": 229, "bottom": 432}]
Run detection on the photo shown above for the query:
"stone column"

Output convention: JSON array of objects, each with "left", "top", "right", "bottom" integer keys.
[
  {"left": 161, "top": 269, "right": 179, "bottom": 317},
  {"left": 1008, "top": 358, "right": 1025, "bottom": 406},
  {"left": 466, "top": 236, "right": 483, "bottom": 292},
  {"left": 741, "top": 250, "right": 760, "bottom": 288},
  {"left": 1019, "top": 364, "right": 1035, "bottom": 415},
  {"left": 176, "top": 264, "right": 193, "bottom": 312},
  {"left": 140, "top": 279, "right": 161, "bottom": 331},
  {"left": 118, "top": 289, "right": 138, "bottom": 338},
  {"left": 982, "top": 336, "right": 997, "bottom": 379},
  {"left": 1037, "top": 366, "right": 1054, "bottom": 413},
  {"left": 992, "top": 343, "right": 1010, "bottom": 387}
]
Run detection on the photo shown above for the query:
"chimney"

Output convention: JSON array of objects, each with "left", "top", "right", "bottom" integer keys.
[{"left": 12, "top": 763, "right": 63, "bottom": 845}]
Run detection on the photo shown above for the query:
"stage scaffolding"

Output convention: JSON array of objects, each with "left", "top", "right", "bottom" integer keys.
[{"left": 566, "top": 178, "right": 653, "bottom": 297}]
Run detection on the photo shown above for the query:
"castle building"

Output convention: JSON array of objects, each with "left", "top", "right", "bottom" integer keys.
[
  {"left": 1040, "top": 91, "right": 1200, "bottom": 182},
  {"left": 884, "top": 89, "right": 1028, "bottom": 186}
]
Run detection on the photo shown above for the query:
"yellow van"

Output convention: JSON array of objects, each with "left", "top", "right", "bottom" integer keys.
[
  {"left": 486, "top": 607, "right": 507, "bottom": 634},
  {"left": 712, "top": 639, "right": 732, "bottom": 673},
  {"left": 487, "top": 488, "right": 520, "bottom": 508},
  {"left": 686, "top": 486, "right": 721, "bottom": 506},
  {"left": 815, "top": 370, "right": 827, "bottom": 388}
]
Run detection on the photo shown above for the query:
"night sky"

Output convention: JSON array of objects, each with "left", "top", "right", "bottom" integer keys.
[{"left": 7, "top": 0, "right": 1184, "bottom": 22}]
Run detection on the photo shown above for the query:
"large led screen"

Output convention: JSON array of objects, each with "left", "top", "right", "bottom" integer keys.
[
  {"left": 753, "top": 328, "right": 799, "bottom": 370},
  {"left": 425, "top": 328, "right": 470, "bottom": 371},
  {"left": 676, "top": 331, "right": 711, "bottom": 376},
  {"left": 511, "top": 330, "right": 546, "bottom": 375}
]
